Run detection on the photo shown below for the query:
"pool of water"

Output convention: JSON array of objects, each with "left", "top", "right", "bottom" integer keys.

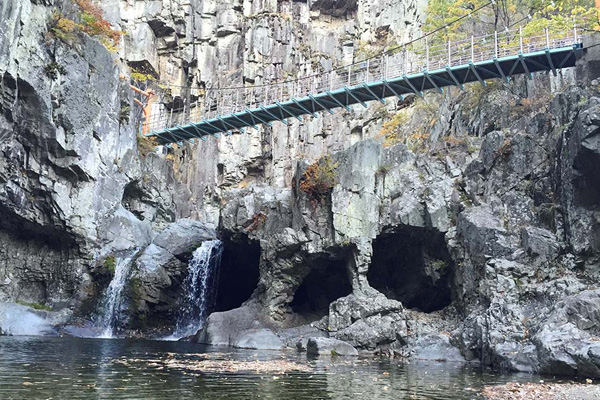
[{"left": 0, "top": 336, "right": 540, "bottom": 399}]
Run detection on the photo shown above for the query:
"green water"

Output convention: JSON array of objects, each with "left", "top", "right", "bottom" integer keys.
[{"left": 0, "top": 336, "right": 539, "bottom": 399}]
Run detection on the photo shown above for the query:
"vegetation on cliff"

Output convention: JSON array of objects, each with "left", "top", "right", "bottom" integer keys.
[{"left": 49, "top": 0, "right": 123, "bottom": 51}]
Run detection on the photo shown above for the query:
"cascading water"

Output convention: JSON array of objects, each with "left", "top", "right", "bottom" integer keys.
[
  {"left": 97, "top": 253, "right": 136, "bottom": 338},
  {"left": 167, "top": 239, "right": 223, "bottom": 340}
]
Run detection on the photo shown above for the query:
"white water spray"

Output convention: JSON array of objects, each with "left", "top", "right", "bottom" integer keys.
[
  {"left": 166, "top": 239, "right": 223, "bottom": 340},
  {"left": 97, "top": 253, "right": 136, "bottom": 338}
]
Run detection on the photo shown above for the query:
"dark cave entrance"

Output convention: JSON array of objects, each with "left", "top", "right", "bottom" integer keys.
[
  {"left": 214, "top": 233, "right": 261, "bottom": 312},
  {"left": 368, "top": 227, "right": 453, "bottom": 312},
  {"left": 290, "top": 255, "right": 352, "bottom": 321}
]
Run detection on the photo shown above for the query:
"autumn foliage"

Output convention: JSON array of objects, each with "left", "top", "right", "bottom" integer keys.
[
  {"left": 50, "top": 0, "right": 122, "bottom": 51},
  {"left": 299, "top": 156, "right": 339, "bottom": 205}
]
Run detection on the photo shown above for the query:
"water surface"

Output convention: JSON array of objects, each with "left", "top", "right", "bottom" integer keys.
[{"left": 0, "top": 336, "right": 540, "bottom": 399}]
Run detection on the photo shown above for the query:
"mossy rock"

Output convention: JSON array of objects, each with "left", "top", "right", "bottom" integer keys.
[{"left": 15, "top": 300, "right": 52, "bottom": 311}]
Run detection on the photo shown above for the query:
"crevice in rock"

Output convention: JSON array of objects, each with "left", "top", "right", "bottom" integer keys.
[
  {"left": 214, "top": 232, "right": 260, "bottom": 312},
  {"left": 290, "top": 254, "right": 352, "bottom": 321},
  {"left": 121, "top": 180, "right": 149, "bottom": 221},
  {"left": 368, "top": 226, "right": 453, "bottom": 312},
  {"left": 573, "top": 127, "right": 600, "bottom": 209}
]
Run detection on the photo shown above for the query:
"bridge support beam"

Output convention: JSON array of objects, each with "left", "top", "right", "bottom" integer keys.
[
  {"left": 176, "top": 124, "right": 204, "bottom": 141},
  {"left": 309, "top": 94, "right": 335, "bottom": 114},
  {"left": 292, "top": 98, "right": 318, "bottom": 117},
  {"left": 218, "top": 116, "right": 241, "bottom": 134},
  {"left": 202, "top": 118, "right": 227, "bottom": 135},
  {"left": 469, "top": 62, "right": 487, "bottom": 87},
  {"left": 423, "top": 70, "right": 444, "bottom": 94},
  {"left": 260, "top": 105, "right": 289, "bottom": 125},
  {"left": 401, "top": 75, "right": 424, "bottom": 97},
  {"left": 165, "top": 127, "right": 186, "bottom": 145},
  {"left": 545, "top": 49, "right": 557, "bottom": 76},
  {"left": 189, "top": 124, "right": 209, "bottom": 140},
  {"left": 326, "top": 91, "right": 352, "bottom": 111},
  {"left": 230, "top": 113, "right": 258, "bottom": 131},
  {"left": 382, "top": 80, "right": 405, "bottom": 101},
  {"left": 246, "top": 108, "right": 273, "bottom": 127},
  {"left": 518, "top": 53, "right": 533, "bottom": 80},
  {"left": 245, "top": 108, "right": 272, "bottom": 127},
  {"left": 344, "top": 87, "right": 368, "bottom": 108},
  {"left": 444, "top": 66, "right": 464, "bottom": 90},
  {"left": 275, "top": 101, "right": 302, "bottom": 122},
  {"left": 492, "top": 58, "right": 510, "bottom": 83},
  {"left": 361, "top": 83, "right": 386, "bottom": 104}
]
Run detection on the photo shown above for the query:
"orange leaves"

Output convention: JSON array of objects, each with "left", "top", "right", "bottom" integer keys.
[
  {"left": 299, "top": 156, "right": 339, "bottom": 206},
  {"left": 50, "top": 0, "right": 122, "bottom": 51}
]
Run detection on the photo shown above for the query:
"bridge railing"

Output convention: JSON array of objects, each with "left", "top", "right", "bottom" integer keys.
[{"left": 143, "top": 23, "right": 581, "bottom": 136}]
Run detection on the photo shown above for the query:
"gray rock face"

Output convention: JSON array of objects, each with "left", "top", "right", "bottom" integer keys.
[
  {"left": 129, "top": 220, "right": 216, "bottom": 328},
  {"left": 234, "top": 329, "right": 284, "bottom": 350},
  {"left": 0, "top": 302, "right": 72, "bottom": 336},
  {"left": 412, "top": 334, "right": 465, "bottom": 362},
  {"left": 307, "top": 337, "right": 359, "bottom": 356},
  {"left": 329, "top": 290, "right": 403, "bottom": 332},
  {"left": 195, "top": 303, "right": 284, "bottom": 349},
  {"left": 2, "top": 0, "right": 600, "bottom": 382},
  {"left": 152, "top": 219, "right": 216, "bottom": 256},
  {"left": 532, "top": 290, "right": 600, "bottom": 376},
  {"left": 0, "top": 0, "right": 185, "bottom": 314}
]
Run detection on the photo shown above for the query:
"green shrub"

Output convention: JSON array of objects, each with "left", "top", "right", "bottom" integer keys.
[{"left": 104, "top": 256, "right": 116, "bottom": 274}]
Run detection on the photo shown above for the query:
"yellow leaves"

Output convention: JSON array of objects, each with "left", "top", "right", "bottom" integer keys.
[
  {"left": 48, "top": 1, "right": 123, "bottom": 51},
  {"left": 424, "top": 0, "right": 598, "bottom": 44},
  {"left": 56, "top": 17, "right": 77, "bottom": 33},
  {"left": 378, "top": 111, "right": 409, "bottom": 147}
]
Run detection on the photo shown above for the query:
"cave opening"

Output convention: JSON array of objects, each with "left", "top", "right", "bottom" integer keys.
[
  {"left": 368, "top": 227, "right": 453, "bottom": 312},
  {"left": 214, "top": 233, "right": 261, "bottom": 312},
  {"left": 290, "top": 255, "right": 352, "bottom": 321}
]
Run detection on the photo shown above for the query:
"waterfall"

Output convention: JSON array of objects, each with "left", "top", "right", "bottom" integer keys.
[
  {"left": 97, "top": 253, "right": 136, "bottom": 338},
  {"left": 167, "top": 239, "right": 223, "bottom": 340}
]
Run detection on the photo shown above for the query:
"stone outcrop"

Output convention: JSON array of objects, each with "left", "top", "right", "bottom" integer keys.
[{"left": 1, "top": 0, "right": 600, "bottom": 380}]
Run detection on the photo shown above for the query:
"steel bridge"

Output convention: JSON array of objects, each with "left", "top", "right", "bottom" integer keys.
[{"left": 143, "top": 25, "right": 583, "bottom": 146}]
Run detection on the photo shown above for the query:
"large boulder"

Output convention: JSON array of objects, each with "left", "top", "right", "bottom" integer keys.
[
  {"left": 328, "top": 289, "right": 403, "bottom": 332},
  {"left": 0, "top": 302, "right": 71, "bottom": 336},
  {"left": 196, "top": 304, "right": 283, "bottom": 350},
  {"left": 411, "top": 334, "right": 466, "bottom": 362},
  {"left": 152, "top": 219, "right": 216, "bottom": 256},
  {"left": 533, "top": 290, "right": 600, "bottom": 376},
  {"left": 333, "top": 312, "right": 404, "bottom": 349},
  {"left": 234, "top": 329, "right": 284, "bottom": 350}
]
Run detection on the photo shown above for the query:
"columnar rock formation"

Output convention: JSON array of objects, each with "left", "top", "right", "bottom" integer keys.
[{"left": 1, "top": 0, "right": 600, "bottom": 377}]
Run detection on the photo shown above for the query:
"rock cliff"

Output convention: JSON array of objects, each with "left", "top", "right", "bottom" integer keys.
[{"left": 1, "top": 0, "right": 600, "bottom": 377}]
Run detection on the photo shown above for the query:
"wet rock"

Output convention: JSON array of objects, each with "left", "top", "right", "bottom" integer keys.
[
  {"left": 277, "top": 324, "right": 328, "bottom": 350},
  {"left": 412, "top": 334, "right": 465, "bottom": 362},
  {"left": 195, "top": 304, "right": 265, "bottom": 347},
  {"left": 307, "top": 337, "right": 359, "bottom": 356},
  {"left": 0, "top": 303, "right": 71, "bottom": 336},
  {"left": 234, "top": 328, "right": 284, "bottom": 350},
  {"left": 152, "top": 219, "right": 216, "bottom": 257}
]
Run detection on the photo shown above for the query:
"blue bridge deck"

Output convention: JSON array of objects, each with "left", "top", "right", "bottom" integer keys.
[{"left": 144, "top": 29, "right": 583, "bottom": 147}]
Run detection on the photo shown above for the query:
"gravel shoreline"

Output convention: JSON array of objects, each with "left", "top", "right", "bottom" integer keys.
[{"left": 482, "top": 382, "right": 600, "bottom": 399}]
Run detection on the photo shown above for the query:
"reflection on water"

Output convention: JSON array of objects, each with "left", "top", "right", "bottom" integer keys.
[{"left": 0, "top": 336, "right": 538, "bottom": 399}]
